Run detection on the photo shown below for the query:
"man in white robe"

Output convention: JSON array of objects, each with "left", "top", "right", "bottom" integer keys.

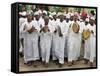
[
  {"left": 18, "top": 5, "right": 29, "bottom": 56},
  {"left": 38, "top": 10, "right": 47, "bottom": 28},
  {"left": 33, "top": 11, "right": 44, "bottom": 32},
  {"left": 52, "top": 14, "right": 68, "bottom": 67},
  {"left": 51, "top": 12, "right": 60, "bottom": 61},
  {"left": 84, "top": 17, "right": 96, "bottom": 67},
  {"left": 67, "top": 15, "right": 81, "bottom": 66},
  {"left": 40, "top": 16, "right": 52, "bottom": 67},
  {"left": 77, "top": 18, "right": 86, "bottom": 59},
  {"left": 19, "top": 11, "right": 27, "bottom": 57},
  {"left": 20, "top": 14, "right": 40, "bottom": 66}
]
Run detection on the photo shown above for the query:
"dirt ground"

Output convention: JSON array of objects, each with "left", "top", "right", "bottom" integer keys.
[{"left": 19, "top": 57, "right": 96, "bottom": 72}]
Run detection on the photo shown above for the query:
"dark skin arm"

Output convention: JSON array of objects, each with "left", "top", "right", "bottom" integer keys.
[
  {"left": 40, "top": 27, "right": 44, "bottom": 33},
  {"left": 54, "top": 28, "right": 57, "bottom": 33},
  {"left": 91, "top": 30, "right": 94, "bottom": 34}
]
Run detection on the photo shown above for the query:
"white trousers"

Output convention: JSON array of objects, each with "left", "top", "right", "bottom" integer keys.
[
  {"left": 52, "top": 34, "right": 65, "bottom": 64},
  {"left": 67, "top": 33, "right": 80, "bottom": 62},
  {"left": 40, "top": 33, "right": 52, "bottom": 63},
  {"left": 24, "top": 32, "right": 39, "bottom": 63}
]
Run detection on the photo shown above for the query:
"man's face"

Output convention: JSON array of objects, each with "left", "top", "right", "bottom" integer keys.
[
  {"left": 44, "top": 18, "right": 49, "bottom": 25},
  {"left": 64, "top": 16, "right": 66, "bottom": 20},
  {"left": 81, "top": 16, "right": 86, "bottom": 21},
  {"left": 27, "top": 15, "right": 32, "bottom": 22},
  {"left": 66, "top": 18, "right": 69, "bottom": 22},
  {"left": 89, "top": 19, "right": 94, "bottom": 25},
  {"left": 73, "top": 15, "right": 78, "bottom": 21},
  {"left": 35, "top": 15, "right": 40, "bottom": 21},
  {"left": 85, "top": 21, "right": 88, "bottom": 25},
  {"left": 42, "top": 13, "right": 46, "bottom": 18},
  {"left": 70, "top": 16, "right": 73, "bottom": 21},
  {"left": 53, "top": 15, "right": 57, "bottom": 20},
  {"left": 60, "top": 15, "right": 64, "bottom": 22}
]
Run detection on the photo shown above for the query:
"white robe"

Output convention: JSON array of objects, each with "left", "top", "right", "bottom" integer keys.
[
  {"left": 84, "top": 24, "right": 96, "bottom": 62},
  {"left": 40, "top": 31, "right": 52, "bottom": 63},
  {"left": 52, "top": 21, "right": 68, "bottom": 64},
  {"left": 19, "top": 17, "right": 27, "bottom": 52},
  {"left": 32, "top": 20, "right": 41, "bottom": 57},
  {"left": 48, "top": 19, "right": 58, "bottom": 56},
  {"left": 32, "top": 20, "right": 41, "bottom": 32},
  {"left": 77, "top": 21, "right": 86, "bottom": 57},
  {"left": 52, "top": 32, "right": 65, "bottom": 64},
  {"left": 64, "top": 21, "right": 71, "bottom": 57},
  {"left": 67, "top": 21, "right": 81, "bottom": 62},
  {"left": 21, "top": 21, "right": 40, "bottom": 63},
  {"left": 39, "top": 17, "right": 45, "bottom": 28},
  {"left": 19, "top": 17, "right": 27, "bottom": 39}
]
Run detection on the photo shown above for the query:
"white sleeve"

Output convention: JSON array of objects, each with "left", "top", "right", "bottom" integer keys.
[
  {"left": 61, "top": 23, "right": 69, "bottom": 37},
  {"left": 79, "top": 22, "right": 85, "bottom": 33},
  {"left": 20, "top": 22, "right": 27, "bottom": 33},
  {"left": 93, "top": 25, "right": 96, "bottom": 36}
]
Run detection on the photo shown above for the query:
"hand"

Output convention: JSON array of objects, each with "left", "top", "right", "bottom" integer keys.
[
  {"left": 91, "top": 30, "right": 94, "bottom": 34},
  {"left": 59, "top": 33, "right": 63, "bottom": 37},
  {"left": 54, "top": 29, "right": 57, "bottom": 33}
]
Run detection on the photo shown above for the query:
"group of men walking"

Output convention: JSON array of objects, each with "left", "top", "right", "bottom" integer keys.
[{"left": 19, "top": 5, "right": 96, "bottom": 68}]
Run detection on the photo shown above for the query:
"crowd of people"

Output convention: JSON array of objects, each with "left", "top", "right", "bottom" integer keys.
[{"left": 19, "top": 4, "right": 96, "bottom": 68}]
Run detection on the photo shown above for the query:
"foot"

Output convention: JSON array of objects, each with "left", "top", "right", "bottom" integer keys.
[
  {"left": 68, "top": 62, "right": 72, "bottom": 66},
  {"left": 33, "top": 61, "right": 37, "bottom": 67},
  {"left": 72, "top": 60, "right": 76, "bottom": 65},
  {"left": 84, "top": 59, "right": 89, "bottom": 64},
  {"left": 42, "top": 61, "right": 45, "bottom": 65},
  {"left": 19, "top": 52, "right": 24, "bottom": 57},
  {"left": 33, "top": 64, "right": 37, "bottom": 67},
  {"left": 58, "top": 63, "right": 63, "bottom": 68},
  {"left": 90, "top": 62, "right": 93, "bottom": 67},
  {"left": 26, "top": 61, "right": 32, "bottom": 66},
  {"left": 53, "top": 60, "right": 58, "bottom": 65},
  {"left": 44, "top": 63, "right": 49, "bottom": 67},
  {"left": 77, "top": 57, "right": 81, "bottom": 61}
]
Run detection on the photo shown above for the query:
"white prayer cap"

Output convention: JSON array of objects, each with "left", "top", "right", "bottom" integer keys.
[
  {"left": 52, "top": 12, "right": 56, "bottom": 16},
  {"left": 66, "top": 14, "right": 70, "bottom": 18},
  {"left": 63, "top": 13, "right": 67, "bottom": 16},
  {"left": 90, "top": 16, "right": 95, "bottom": 20},
  {"left": 70, "top": 13, "right": 74, "bottom": 16},
  {"left": 48, "top": 11, "right": 52, "bottom": 15},
  {"left": 74, "top": 12, "right": 78, "bottom": 17},
  {"left": 26, "top": 12, "right": 32, "bottom": 16},
  {"left": 27, "top": 11, "right": 33, "bottom": 15},
  {"left": 49, "top": 15, "right": 53, "bottom": 18},
  {"left": 74, "top": 12, "right": 78, "bottom": 16},
  {"left": 85, "top": 18, "right": 89, "bottom": 22},
  {"left": 38, "top": 10, "right": 42, "bottom": 14},
  {"left": 43, "top": 10, "right": 47, "bottom": 15},
  {"left": 80, "top": 19, "right": 83, "bottom": 22},
  {"left": 34, "top": 11, "right": 39, "bottom": 15},
  {"left": 57, "top": 12, "right": 63, "bottom": 16},
  {"left": 19, "top": 11, "right": 27, "bottom": 16}
]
